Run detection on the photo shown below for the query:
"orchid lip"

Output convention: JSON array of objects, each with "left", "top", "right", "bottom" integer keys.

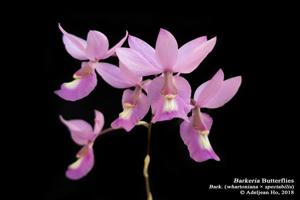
[
  {"left": 63, "top": 79, "right": 81, "bottom": 89},
  {"left": 118, "top": 86, "right": 143, "bottom": 120},
  {"left": 69, "top": 157, "right": 84, "bottom": 169}
]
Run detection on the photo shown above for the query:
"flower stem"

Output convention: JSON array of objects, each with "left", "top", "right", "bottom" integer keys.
[
  {"left": 144, "top": 122, "right": 153, "bottom": 200},
  {"left": 137, "top": 121, "right": 150, "bottom": 128},
  {"left": 99, "top": 127, "right": 117, "bottom": 135},
  {"left": 99, "top": 121, "right": 149, "bottom": 136}
]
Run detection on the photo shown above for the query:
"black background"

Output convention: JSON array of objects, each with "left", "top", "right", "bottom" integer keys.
[{"left": 8, "top": 4, "right": 298, "bottom": 200}]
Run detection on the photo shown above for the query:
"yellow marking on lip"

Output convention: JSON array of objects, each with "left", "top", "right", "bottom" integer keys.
[
  {"left": 119, "top": 103, "right": 135, "bottom": 120},
  {"left": 163, "top": 96, "right": 178, "bottom": 112},
  {"left": 198, "top": 133, "right": 212, "bottom": 150},
  {"left": 199, "top": 130, "right": 209, "bottom": 135},
  {"left": 63, "top": 79, "right": 81, "bottom": 89},
  {"left": 165, "top": 94, "right": 176, "bottom": 100},
  {"left": 69, "top": 157, "right": 83, "bottom": 169}
]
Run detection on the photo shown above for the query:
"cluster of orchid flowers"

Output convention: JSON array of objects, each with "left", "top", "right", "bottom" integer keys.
[{"left": 56, "top": 24, "right": 242, "bottom": 181}]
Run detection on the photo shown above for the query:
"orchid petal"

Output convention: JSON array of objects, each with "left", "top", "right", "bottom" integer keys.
[
  {"left": 116, "top": 48, "right": 162, "bottom": 76},
  {"left": 155, "top": 28, "right": 178, "bottom": 69},
  {"left": 93, "top": 110, "right": 104, "bottom": 135},
  {"left": 111, "top": 118, "right": 134, "bottom": 132},
  {"left": 66, "top": 146, "right": 94, "bottom": 180},
  {"left": 128, "top": 35, "right": 160, "bottom": 67},
  {"left": 194, "top": 69, "right": 224, "bottom": 106},
  {"left": 58, "top": 24, "right": 87, "bottom": 60},
  {"left": 119, "top": 61, "right": 142, "bottom": 85},
  {"left": 141, "top": 79, "right": 152, "bottom": 94},
  {"left": 180, "top": 119, "right": 220, "bottom": 162},
  {"left": 147, "top": 76, "right": 190, "bottom": 122},
  {"left": 95, "top": 62, "right": 137, "bottom": 88},
  {"left": 151, "top": 95, "right": 189, "bottom": 123},
  {"left": 147, "top": 76, "right": 164, "bottom": 114},
  {"left": 201, "top": 112, "right": 213, "bottom": 130},
  {"left": 178, "top": 36, "right": 207, "bottom": 55},
  {"left": 129, "top": 91, "right": 150, "bottom": 124},
  {"left": 59, "top": 116, "right": 94, "bottom": 145},
  {"left": 147, "top": 76, "right": 192, "bottom": 113},
  {"left": 85, "top": 31, "right": 109, "bottom": 61},
  {"left": 104, "top": 31, "right": 128, "bottom": 59},
  {"left": 173, "top": 76, "right": 192, "bottom": 107},
  {"left": 203, "top": 76, "right": 242, "bottom": 108},
  {"left": 111, "top": 89, "right": 150, "bottom": 132},
  {"left": 55, "top": 68, "right": 97, "bottom": 101},
  {"left": 173, "top": 37, "right": 216, "bottom": 73}
]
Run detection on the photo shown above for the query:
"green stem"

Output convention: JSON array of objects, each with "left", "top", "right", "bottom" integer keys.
[
  {"left": 143, "top": 122, "right": 153, "bottom": 200},
  {"left": 98, "top": 121, "right": 149, "bottom": 136},
  {"left": 99, "top": 127, "right": 116, "bottom": 135}
]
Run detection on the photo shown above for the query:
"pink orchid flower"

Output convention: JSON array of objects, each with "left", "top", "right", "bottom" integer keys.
[
  {"left": 180, "top": 69, "right": 241, "bottom": 162},
  {"left": 60, "top": 110, "right": 104, "bottom": 180},
  {"left": 96, "top": 62, "right": 150, "bottom": 131},
  {"left": 55, "top": 24, "right": 128, "bottom": 101},
  {"left": 116, "top": 28, "right": 216, "bottom": 123}
]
